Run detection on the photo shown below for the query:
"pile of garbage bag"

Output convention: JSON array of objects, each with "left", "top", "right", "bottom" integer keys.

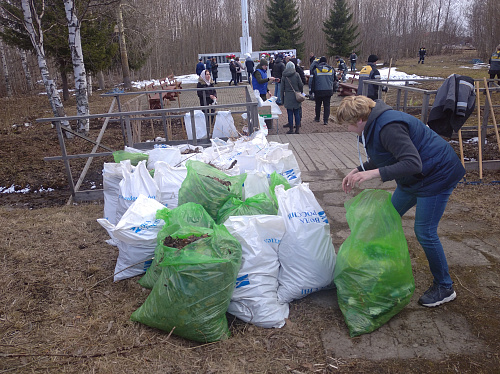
[{"left": 97, "top": 130, "right": 414, "bottom": 342}]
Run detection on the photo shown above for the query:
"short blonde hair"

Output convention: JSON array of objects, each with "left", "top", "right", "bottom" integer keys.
[{"left": 336, "top": 96, "right": 376, "bottom": 125}]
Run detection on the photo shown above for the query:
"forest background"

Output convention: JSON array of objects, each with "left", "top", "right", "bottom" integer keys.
[{"left": 0, "top": 0, "right": 499, "bottom": 98}]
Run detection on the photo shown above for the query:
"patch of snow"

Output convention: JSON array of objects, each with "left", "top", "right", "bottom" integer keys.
[{"left": 0, "top": 185, "right": 55, "bottom": 194}]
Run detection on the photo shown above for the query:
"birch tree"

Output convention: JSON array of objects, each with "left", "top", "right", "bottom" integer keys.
[
  {"left": 0, "top": 35, "right": 12, "bottom": 96},
  {"left": 19, "top": 48, "right": 33, "bottom": 91},
  {"left": 63, "top": 0, "right": 89, "bottom": 134},
  {"left": 20, "top": 0, "right": 71, "bottom": 135}
]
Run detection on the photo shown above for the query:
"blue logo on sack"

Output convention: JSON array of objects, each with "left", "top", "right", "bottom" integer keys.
[
  {"left": 235, "top": 274, "right": 250, "bottom": 288},
  {"left": 264, "top": 238, "right": 281, "bottom": 244},
  {"left": 318, "top": 211, "right": 329, "bottom": 223},
  {"left": 282, "top": 168, "right": 298, "bottom": 181},
  {"left": 130, "top": 219, "right": 162, "bottom": 234},
  {"left": 143, "top": 259, "right": 153, "bottom": 271}
]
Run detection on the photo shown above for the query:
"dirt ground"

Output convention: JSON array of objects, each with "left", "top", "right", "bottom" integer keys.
[{"left": 1, "top": 56, "right": 500, "bottom": 373}]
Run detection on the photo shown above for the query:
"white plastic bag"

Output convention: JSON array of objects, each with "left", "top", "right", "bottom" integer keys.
[
  {"left": 212, "top": 111, "right": 239, "bottom": 139},
  {"left": 256, "top": 148, "right": 302, "bottom": 187},
  {"left": 244, "top": 170, "right": 271, "bottom": 199},
  {"left": 275, "top": 183, "right": 337, "bottom": 303},
  {"left": 102, "top": 160, "right": 133, "bottom": 225},
  {"left": 184, "top": 110, "right": 207, "bottom": 140},
  {"left": 97, "top": 195, "right": 166, "bottom": 281},
  {"left": 153, "top": 161, "right": 187, "bottom": 208},
  {"left": 147, "top": 147, "right": 182, "bottom": 170},
  {"left": 224, "top": 215, "right": 289, "bottom": 328},
  {"left": 116, "top": 160, "right": 160, "bottom": 223}
]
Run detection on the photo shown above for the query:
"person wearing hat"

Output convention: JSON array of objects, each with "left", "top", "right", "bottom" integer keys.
[
  {"left": 336, "top": 95, "right": 465, "bottom": 307},
  {"left": 245, "top": 53, "right": 255, "bottom": 84},
  {"left": 272, "top": 54, "right": 285, "bottom": 105},
  {"left": 312, "top": 56, "right": 335, "bottom": 125},
  {"left": 357, "top": 54, "right": 382, "bottom": 100},
  {"left": 253, "top": 58, "right": 277, "bottom": 129},
  {"left": 418, "top": 47, "right": 427, "bottom": 64},
  {"left": 229, "top": 58, "right": 238, "bottom": 86},
  {"left": 196, "top": 58, "right": 205, "bottom": 76}
]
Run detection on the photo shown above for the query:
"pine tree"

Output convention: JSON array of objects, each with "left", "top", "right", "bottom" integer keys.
[
  {"left": 261, "top": 0, "right": 304, "bottom": 58},
  {"left": 323, "top": 0, "right": 359, "bottom": 58}
]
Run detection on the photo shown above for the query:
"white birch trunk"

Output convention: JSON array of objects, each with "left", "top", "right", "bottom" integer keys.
[
  {"left": 20, "top": 49, "right": 34, "bottom": 91},
  {"left": 0, "top": 39, "right": 13, "bottom": 97},
  {"left": 21, "top": 0, "right": 72, "bottom": 136},
  {"left": 64, "top": 0, "right": 89, "bottom": 134}
]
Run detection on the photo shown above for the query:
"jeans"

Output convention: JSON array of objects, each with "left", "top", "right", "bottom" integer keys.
[
  {"left": 391, "top": 186, "right": 455, "bottom": 288},
  {"left": 350, "top": 62, "right": 356, "bottom": 72},
  {"left": 274, "top": 82, "right": 282, "bottom": 104},
  {"left": 314, "top": 95, "right": 331, "bottom": 123},
  {"left": 287, "top": 108, "right": 301, "bottom": 130}
]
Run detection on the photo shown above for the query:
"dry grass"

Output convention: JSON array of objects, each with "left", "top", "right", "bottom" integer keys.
[{"left": 1, "top": 53, "right": 500, "bottom": 373}]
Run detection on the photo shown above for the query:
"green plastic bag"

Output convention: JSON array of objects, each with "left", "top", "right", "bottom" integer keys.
[
  {"left": 155, "top": 202, "right": 215, "bottom": 230},
  {"left": 138, "top": 203, "right": 216, "bottom": 289},
  {"left": 138, "top": 225, "right": 213, "bottom": 289},
  {"left": 216, "top": 192, "right": 277, "bottom": 224},
  {"left": 334, "top": 189, "right": 415, "bottom": 337},
  {"left": 131, "top": 224, "right": 242, "bottom": 343},
  {"left": 269, "top": 171, "right": 291, "bottom": 207},
  {"left": 112, "top": 150, "right": 148, "bottom": 166},
  {"left": 178, "top": 160, "right": 247, "bottom": 219}
]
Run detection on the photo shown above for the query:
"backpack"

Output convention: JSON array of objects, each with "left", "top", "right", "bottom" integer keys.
[{"left": 229, "top": 61, "right": 236, "bottom": 73}]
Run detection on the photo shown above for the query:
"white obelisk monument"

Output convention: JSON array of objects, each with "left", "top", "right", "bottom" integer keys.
[{"left": 240, "top": 0, "right": 252, "bottom": 56}]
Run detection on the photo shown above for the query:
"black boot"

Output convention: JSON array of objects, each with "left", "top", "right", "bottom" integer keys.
[{"left": 286, "top": 126, "right": 294, "bottom": 134}]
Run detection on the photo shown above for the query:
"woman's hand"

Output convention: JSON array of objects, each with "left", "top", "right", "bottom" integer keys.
[
  {"left": 342, "top": 169, "right": 380, "bottom": 193},
  {"left": 210, "top": 95, "right": 216, "bottom": 100}
]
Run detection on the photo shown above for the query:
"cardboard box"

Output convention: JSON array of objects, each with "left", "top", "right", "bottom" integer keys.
[{"left": 258, "top": 105, "right": 272, "bottom": 119}]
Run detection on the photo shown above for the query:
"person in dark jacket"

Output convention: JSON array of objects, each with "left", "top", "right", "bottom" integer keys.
[
  {"left": 488, "top": 44, "right": 500, "bottom": 87},
  {"left": 229, "top": 59, "right": 238, "bottom": 86},
  {"left": 357, "top": 54, "right": 381, "bottom": 100},
  {"left": 211, "top": 57, "right": 219, "bottom": 84},
  {"left": 418, "top": 47, "right": 427, "bottom": 64},
  {"left": 337, "top": 95, "right": 466, "bottom": 308},
  {"left": 309, "top": 52, "right": 316, "bottom": 66},
  {"left": 291, "top": 58, "right": 306, "bottom": 87},
  {"left": 308, "top": 56, "right": 320, "bottom": 100},
  {"left": 205, "top": 57, "right": 212, "bottom": 74},
  {"left": 281, "top": 61, "right": 304, "bottom": 134},
  {"left": 245, "top": 53, "right": 255, "bottom": 84},
  {"left": 271, "top": 55, "right": 285, "bottom": 105},
  {"left": 312, "top": 56, "right": 335, "bottom": 125},
  {"left": 253, "top": 59, "right": 277, "bottom": 129},
  {"left": 196, "top": 58, "right": 205, "bottom": 76},
  {"left": 335, "top": 56, "right": 348, "bottom": 82},
  {"left": 197, "top": 69, "right": 217, "bottom": 128},
  {"left": 235, "top": 57, "right": 245, "bottom": 84},
  {"left": 349, "top": 52, "right": 357, "bottom": 72}
]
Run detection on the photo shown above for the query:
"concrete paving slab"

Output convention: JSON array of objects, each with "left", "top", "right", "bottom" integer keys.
[
  {"left": 440, "top": 237, "right": 491, "bottom": 266},
  {"left": 321, "top": 310, "right": 484, "bottom": 360}
]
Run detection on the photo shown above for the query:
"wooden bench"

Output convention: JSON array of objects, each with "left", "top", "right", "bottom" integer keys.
[{"left": 338, "top": 82, "right": 358, "bottom": 96}]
